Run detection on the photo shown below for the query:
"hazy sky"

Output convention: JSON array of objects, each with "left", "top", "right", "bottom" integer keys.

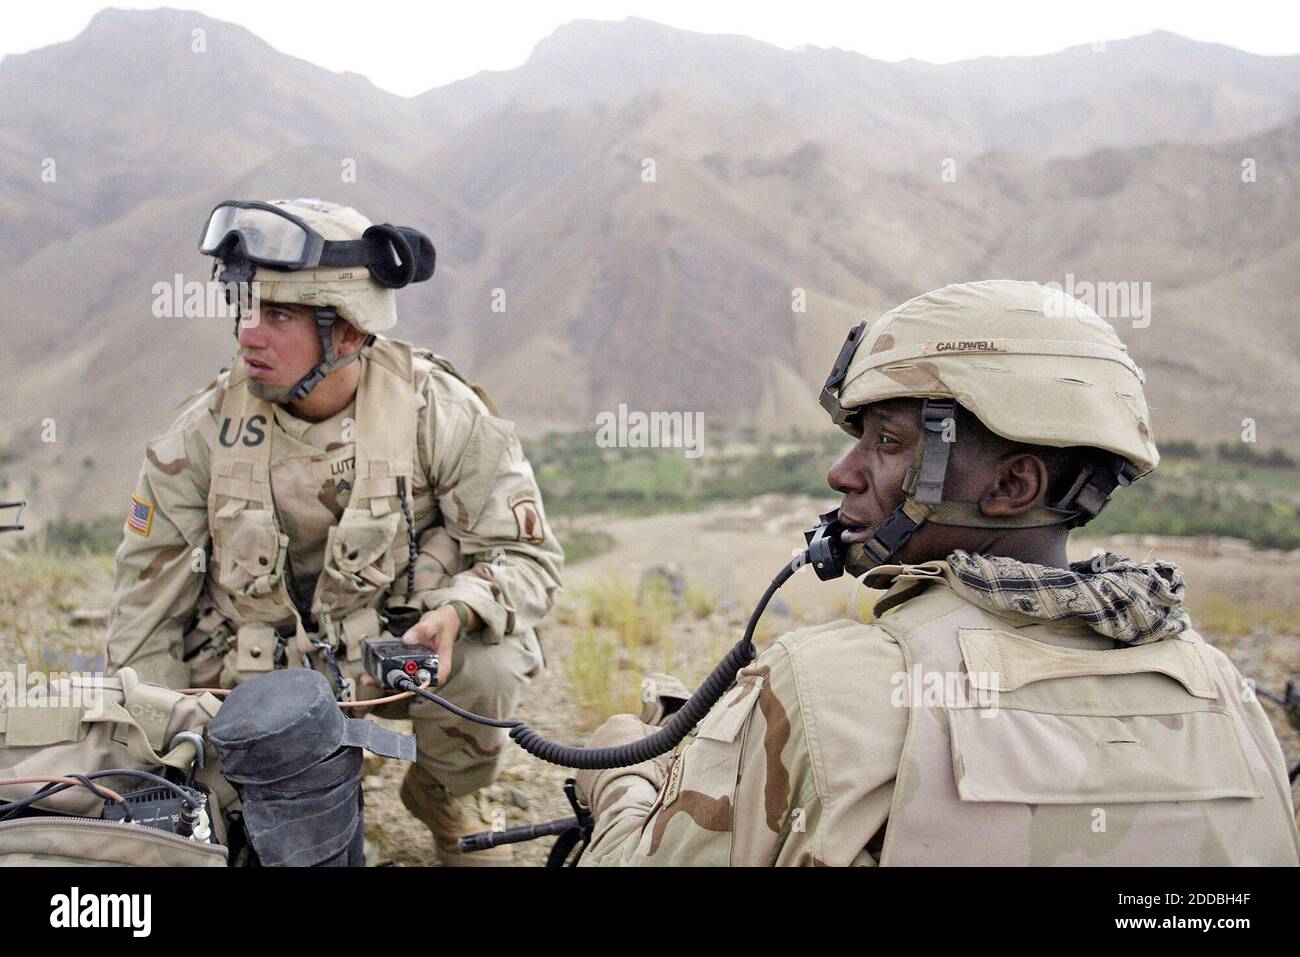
[{"left": 5, "top": 1, "right": 1298, "bottom": 96}]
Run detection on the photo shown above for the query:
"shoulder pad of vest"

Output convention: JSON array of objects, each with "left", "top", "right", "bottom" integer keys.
[
  {"left": 412, "top": 349, "right": 501, "bottom": 417},
  {"left": 362, "top": 336, "right": 419, "bottom": 382},
  {"left": 869, "top": 578, "right": 967, "bottom": 634},
  {"left": 411, "top": 348, "right": 465, "bottom": 381},
  {"left": 775, "top": 616, "right": 886, "bottom": 650},
  {"left": 156, "top": 372, "right": 226, "bottom": 444}
]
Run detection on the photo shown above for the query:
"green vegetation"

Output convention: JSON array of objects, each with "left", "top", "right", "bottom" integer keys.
[
  {"left": 20, "top": 515, "right": 123, "bottom": 555},
  {"left": 528, "top": 430, "right": 1300, "bottom": 551},
  {"left": 556, "top": 528, "right": 615, "bottom": 564},
  {"left": 1214, "top": 442, "right": 1295, "bottom": 468},
  {"left": 526, "top": 427, "right": 838, "bottom": 518},
  {"left": 1088, "top": 468, "right": 1300, "bottom": 550}
]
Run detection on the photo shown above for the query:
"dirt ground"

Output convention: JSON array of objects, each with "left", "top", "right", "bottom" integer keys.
[{"left": 2, "top": 495, "right": 1297, "bottom": 867}]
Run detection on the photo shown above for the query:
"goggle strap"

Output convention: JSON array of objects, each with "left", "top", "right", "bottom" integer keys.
[
  {"left": 822, "top": 320, "right": 868, "bottom": 393},
  {"left": 317, "top": 239, "right": 368, "bottom": 268}
]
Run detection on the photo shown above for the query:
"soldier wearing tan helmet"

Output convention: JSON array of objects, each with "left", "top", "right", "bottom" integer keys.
[
  {"left": 106, "top": 198, "right": 564, "bottom": 865},
  {"left": 574, "top": 280, "right": 1299, "bottom": 866}
]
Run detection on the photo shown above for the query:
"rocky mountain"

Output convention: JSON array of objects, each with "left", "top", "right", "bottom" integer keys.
[{"left": 1, "top": 8, "right": 1297, "bottom": 519}]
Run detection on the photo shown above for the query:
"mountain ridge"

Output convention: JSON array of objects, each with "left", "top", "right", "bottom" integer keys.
[{"left": 0, "top": 8, "right": 1297, "bottom": 521}]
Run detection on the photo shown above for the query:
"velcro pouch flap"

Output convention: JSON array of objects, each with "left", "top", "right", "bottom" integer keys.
[
  {"left": 1, "top": 707, "right": 85, "bottom": 747},
  {"left": 334, "top": 510, "right": 399, "bottom": 574},
  {"left": 958, "top": 627, "right": 1217, "bottom": 698},
  {"left": 696, "top": 675, "right": 763, "bottom": 744},
  {"left": 228, "top": 509, "right": 281, "bottom": 579}
]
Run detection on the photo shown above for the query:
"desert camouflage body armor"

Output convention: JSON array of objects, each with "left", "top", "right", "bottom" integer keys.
[
  {"left": 107, "top": 332, "right": 560, "bottom": 798},
  {"left": 580, "top": 566, "right": 1300, "bottom": 866},
  {"left": 204, "top": 337, "right": 430, "bottom": 691},
  {"left": 873, "top": 565, "right": 1300, "bottom": 866}
]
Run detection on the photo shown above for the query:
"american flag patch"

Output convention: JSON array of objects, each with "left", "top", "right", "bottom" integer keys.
[{"left": 126, "top": 496, "right": 154, "bottom": 537}]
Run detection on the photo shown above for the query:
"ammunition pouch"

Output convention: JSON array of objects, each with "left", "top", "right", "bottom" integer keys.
[{"left": 182, "top": 601, "right": 236, "bottom": 688}]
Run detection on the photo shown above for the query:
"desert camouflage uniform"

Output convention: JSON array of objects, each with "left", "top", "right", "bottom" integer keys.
[
  {"left": 580, "top": 559, "right": 1300, "bottom": 866},
  {"left": 106, "top": 337, "right": 563, "bottom": 797}
]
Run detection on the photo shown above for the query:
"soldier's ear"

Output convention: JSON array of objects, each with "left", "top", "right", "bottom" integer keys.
[
  {"left": 980, "top": 452, "right": 1050, "bottom": 516},
  {"left": 335, "top": 321, "right": 369, "bottom": 358}
]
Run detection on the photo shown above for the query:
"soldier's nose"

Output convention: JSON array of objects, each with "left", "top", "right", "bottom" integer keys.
[
  {"left": 237, "top": 318, "right": 267, "bottom": 349},
  {"left": 827, "top": 447, "right": 867, "bottom": 494}
]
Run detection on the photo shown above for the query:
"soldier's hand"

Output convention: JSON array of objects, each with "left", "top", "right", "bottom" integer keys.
[{"left": 399, "top": 604, "right": 469, "bottom": 686}]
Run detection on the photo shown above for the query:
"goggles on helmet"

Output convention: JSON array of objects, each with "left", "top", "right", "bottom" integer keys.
[{"left": 199, "top": 200, "right": 436, "bottom": 288}]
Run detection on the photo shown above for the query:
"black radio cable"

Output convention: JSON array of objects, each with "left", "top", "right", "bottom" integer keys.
[
  {"left": 390, "top": 552, "right": 804, "bottom": 770},
  {"left": 0, "top": 768, "right": 202, "bottom": 822}
]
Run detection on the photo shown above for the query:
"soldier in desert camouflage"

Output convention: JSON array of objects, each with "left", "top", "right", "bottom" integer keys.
[
  {"left": 576, "top": 280, "right": 1299, "bottom": 866},
  {"left": 106, "top": 199, "right": 563, "bottom": 865}
]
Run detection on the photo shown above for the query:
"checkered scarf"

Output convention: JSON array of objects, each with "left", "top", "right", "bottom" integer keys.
[{"left": 944, "top": 550, "right": 1191, "bottom": 646}]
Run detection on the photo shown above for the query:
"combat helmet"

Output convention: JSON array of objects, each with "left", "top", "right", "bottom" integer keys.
[
  {"left": 817, "top": 280, "right": 1157, "bottom": 573},
  {"left": 199, "top": 198, "right": 435, "bottom": 400}
]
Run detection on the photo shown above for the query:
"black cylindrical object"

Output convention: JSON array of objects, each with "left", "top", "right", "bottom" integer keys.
[{"left": 209, "top": 668, "right": 415, "bottom": 867}]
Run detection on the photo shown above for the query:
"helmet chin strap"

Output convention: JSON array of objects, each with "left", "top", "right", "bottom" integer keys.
[
  {"left": 840, "top": 397, "right": 1114, "bottom": 579},
  {"left": 231, "top": 305, "right": 374, "bottom": 406},
  {"left": 216, "top": 255, "right": 375, "bottom": 405},
  {"left": 841, "top": 398, "right": 953, "bottom": 576},
  {"left": 286, "top": 309, "right": 374, "bottom": 403}
]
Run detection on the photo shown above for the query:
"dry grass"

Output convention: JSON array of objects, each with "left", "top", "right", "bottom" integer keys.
[
  {"left": 565, "top": 625, "right": 642, "bottom": 725},
  {"left": 561, "top": 573, "right": 820, "bottom": 726},
  {"left": 564, "top": 576, "right": 689, "bottom": 726},
  {"left": 0, "top": 551, "right": 113, "bottom": 675},
  {"left": 1188, "top": 595, "right": 1300, "bottom": 638},
  {"left": 582, "top": 576, "right": 674, "bottom": 647},
  {"left": 684, "top": 583, "right": 716, "bottom": 619}
]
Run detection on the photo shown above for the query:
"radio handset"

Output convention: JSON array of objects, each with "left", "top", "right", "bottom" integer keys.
[{"left": 803, "top": 508, "right": 848, "bottom": 581}]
